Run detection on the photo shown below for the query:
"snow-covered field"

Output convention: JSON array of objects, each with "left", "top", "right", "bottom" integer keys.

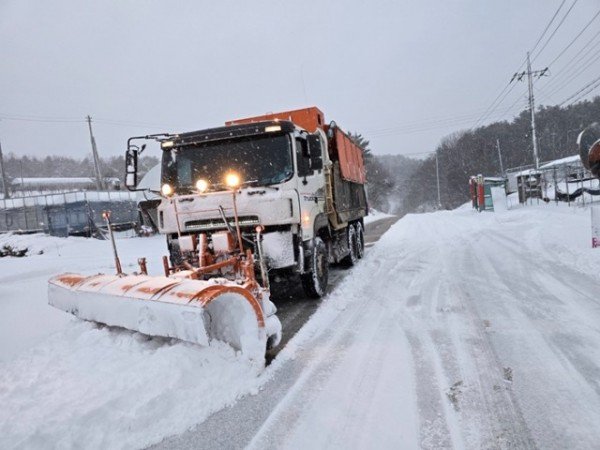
[{"left": 2, "top": 202, "right": 600, "bottom": 449}]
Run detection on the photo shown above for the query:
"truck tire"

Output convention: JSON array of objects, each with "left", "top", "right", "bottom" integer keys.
[
  {"left": 341, "top": 224, "right": 358, "bottom": 267},
  {"left": 355, "top": 222, "right": 365, "bottom": 259},
  {"left": 301, "top": 237, "right": 329, "bottom": 298}
]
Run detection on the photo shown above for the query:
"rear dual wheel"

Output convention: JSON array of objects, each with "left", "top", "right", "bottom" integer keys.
[
  {"left": 355, "top": 222, "right": 365, "bottom": 259},
  {"left": 342, "top": 223, "right": 365, "bottom": 266}
]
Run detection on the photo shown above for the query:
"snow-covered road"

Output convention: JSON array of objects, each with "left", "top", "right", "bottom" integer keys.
[
  {"left": 2, "top": 204, "right": 600, "bottom": 449},
  {"left": 162, "top": 204, "right": 600, "bottom": 449}
]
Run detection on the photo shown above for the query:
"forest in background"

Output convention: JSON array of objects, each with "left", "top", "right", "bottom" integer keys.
[
  {"left": 0, "top": 154, "right": 159, "bottom": 186},
  {"left": 401, "top": 96, "right": 600, "bottom": 212},
  {"left": 2, "top": 96, "right": 598, "bottom": 215}
]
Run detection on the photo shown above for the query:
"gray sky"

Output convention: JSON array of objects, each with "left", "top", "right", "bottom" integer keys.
[{"left": 1, "top": 0, "right": 599, "bottom": 160}]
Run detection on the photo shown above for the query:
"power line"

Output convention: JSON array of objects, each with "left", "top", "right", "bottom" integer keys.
[
  {"left": 544, "top": 7, "right": 600, "bottom": 68},
  {"left": 0, "top": 112, "right": 181, "bottom": 130},
  {"left": 0, "top": 114, "right": 83, "bottom": 123},
  {"left": 531, "top": 0, "right": 580, "bottom": 63},
  {"left": 540, "top": 47, "right": 600, "bottom": 101},
  {"left": 566, "top": 80, "right": 600, "bottom": 105},
  {"left": 513, "top": 53, "right": 549, "bottom": 169},
  {"left": 559, "top": 74, "right": 600, "bottom": 105},
  {"left": 369, "top": 104, "right": 526, "bottom": 138},
  {"left": 472, "top": 1, "right": 578, "bottom": 129},
  {"left": 530, "top": 0, "right": 568, "bottom": 55},
  {"left": 366, "top": 109, "right": 498, "bottom": 135},
  {"left": 472, "top": 80, "right": 517, "bottom": 128},
  {"left": 365, "top": 107, "right": 490, "bottom": 134},
  {"left": 537, "top": 29, "right": 600, "bottom": 94},
  {"left": 93, "top": 118, "right": 178, "bottom": 129},
  {"left": 501, "top": 87, "right": 530, "bottom": 116},
  {"left": 473, "top": 81, "right": 525, "bottom": 128}
]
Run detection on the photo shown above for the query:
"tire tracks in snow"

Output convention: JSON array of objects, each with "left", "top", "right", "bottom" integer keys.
[
  {"left": 458, "top": 224, "right": 600, "bottom": 448},
  {"left": 246, "top": 253, "right": 418, "bottom": 449},
  {"left": 392, "top": 216, "right": 537, "bottom": 449},
  {"left": 444, "top": 230, "right": 537, "bottom": 449}
]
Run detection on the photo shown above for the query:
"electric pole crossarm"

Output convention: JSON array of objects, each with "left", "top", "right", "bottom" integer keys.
[{"left": 513, "top": 52, "right": 549, "bottom": 170}]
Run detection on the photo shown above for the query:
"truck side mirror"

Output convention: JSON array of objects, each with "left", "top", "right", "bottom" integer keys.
[
  {"left": 307, "top": 134, "right": 323, "bottom": 171},
  {"left": 125, "top": 148, "right": 138, "bottom": 189}
]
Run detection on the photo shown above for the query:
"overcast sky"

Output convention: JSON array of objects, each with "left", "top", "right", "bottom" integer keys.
[{"left": 1, "top": 0, "right": 599, "bottom": 160}]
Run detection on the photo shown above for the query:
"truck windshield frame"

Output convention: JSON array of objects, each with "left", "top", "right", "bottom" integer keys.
[{"left": 162, "top": 133, "right": 294, "bottom": 192}]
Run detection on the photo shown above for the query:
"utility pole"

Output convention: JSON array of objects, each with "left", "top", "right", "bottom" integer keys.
[
  {"left": 0, "top": 139, "right": 9, "bottom": 199},
  {"left": 435, "top": 150, "right": 442, "bottom": 208},
  {"left": 496, "top": 138, "right": 504, "bottom": 176},
  {"left": 512, "top": 53, "right": 548, "bottom": 170},
  {"left": 86, "top": 115, "right": 104, "bottom": 191}
]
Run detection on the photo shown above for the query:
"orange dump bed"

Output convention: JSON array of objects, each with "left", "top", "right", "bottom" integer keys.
[
  {"left": 227, "top": 106, "right": 366, "bottom": 184},
  {"left": 226, "top": 107, "right": 326, "bottom": 133},
  {"left": 331, "top": 128, "right": 366, "bottom": 184}
]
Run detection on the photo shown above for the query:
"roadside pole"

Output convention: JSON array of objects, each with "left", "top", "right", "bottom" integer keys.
[
  {"left": 86, "top": 116, "right": 104, "bottom": 191},
  {"left": 435, "top": 150, "right": 441, "bottom": 208},
  {"left": 592, "top": 205, "right": 600, "bottom": 248},
  {"left": 0, "top": 139, "right": 9, "bottom": 199}
]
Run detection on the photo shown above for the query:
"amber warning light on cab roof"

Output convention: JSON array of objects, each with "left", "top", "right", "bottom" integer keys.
[{"left": 225, "top": 107, "right": 326, "bottom": 133}]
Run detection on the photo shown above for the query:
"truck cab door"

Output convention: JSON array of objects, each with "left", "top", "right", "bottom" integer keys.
[{"left": 295, "top": 134, "right": 326, "bottom": 241}]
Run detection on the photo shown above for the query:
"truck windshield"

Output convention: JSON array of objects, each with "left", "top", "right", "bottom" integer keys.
[{"left": 162, "top": 134, "right": 293, "bottom": 192}]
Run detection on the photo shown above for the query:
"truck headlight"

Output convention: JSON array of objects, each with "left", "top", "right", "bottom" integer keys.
[
  {"left": 196, "top": 179, "right": 209, "bottom": 193},
  {"left": 225, "top": 172, "right": 241, "bottom": 188},
  {"left": 161, "top": 183, "right": 174, "bottom": 196}
]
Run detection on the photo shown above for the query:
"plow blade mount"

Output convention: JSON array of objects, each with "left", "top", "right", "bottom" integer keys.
[{"left": 48, "top": 273, "right": 281, "bottom": 362}]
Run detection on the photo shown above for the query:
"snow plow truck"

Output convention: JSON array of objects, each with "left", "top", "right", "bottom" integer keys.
[{"left": 47, "top": 107, "right": 368, "bottom": 362}]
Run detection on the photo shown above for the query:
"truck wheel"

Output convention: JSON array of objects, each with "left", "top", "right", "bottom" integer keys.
[
  {"left": 301, "top": 237, "right": 329, "bottom": 298},
  {"left": 355, "top": 222, "right": 365, "bottom": 259},
  {"left": 341, "top": 225, "right": 358, "bottom": 267}
]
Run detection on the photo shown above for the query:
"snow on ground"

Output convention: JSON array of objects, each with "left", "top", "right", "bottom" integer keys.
[
  {"left": 363, "top": 208, "right": 394, "bottom": 224},
  {"left": 0, "top": 233, "right": 270, "bottom": 449},
  {"left": 2, "top": 202, "right": 600, "bottom": 449},
  {"left": 246, "top": 202, "right": 600, "bottom": 449}
]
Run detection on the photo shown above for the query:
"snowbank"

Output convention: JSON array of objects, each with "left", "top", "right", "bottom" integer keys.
[
  {"left": 363, "top": 208, "right": 394, "bottom": 224},
  {"left": 0, "top": 323, "right": 262, "bottom": 449},
  {"left": 0, "top": 233, "right": 268, "bottom": 449},
  {"left": 2, "top": 202, "right": 600, "bottom": 449},
  {"left": 248, "top": 202, "right": 600, "bottom": 448}
]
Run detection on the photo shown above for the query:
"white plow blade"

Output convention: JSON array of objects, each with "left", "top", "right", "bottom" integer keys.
[{"left": 48, "top": 273, "right": 275, "bottom": 362}]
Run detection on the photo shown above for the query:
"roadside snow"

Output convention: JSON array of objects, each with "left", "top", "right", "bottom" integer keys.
[
  {"left": 0, "top": 233, "right": 270, "bottom": 449},
  {"left": 2, "top": 203, "right": 600, "bottom": 449},
  {"left": 363, "top": 208, "right": 394, "bottom": 224},
  {"left": 246, "top": 203, "right": 600, "bottom": 449}
]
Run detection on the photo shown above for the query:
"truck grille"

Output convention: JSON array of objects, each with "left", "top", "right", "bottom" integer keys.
[{"left": 185, "top": 216, "right": 260, "bottom": 231}]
